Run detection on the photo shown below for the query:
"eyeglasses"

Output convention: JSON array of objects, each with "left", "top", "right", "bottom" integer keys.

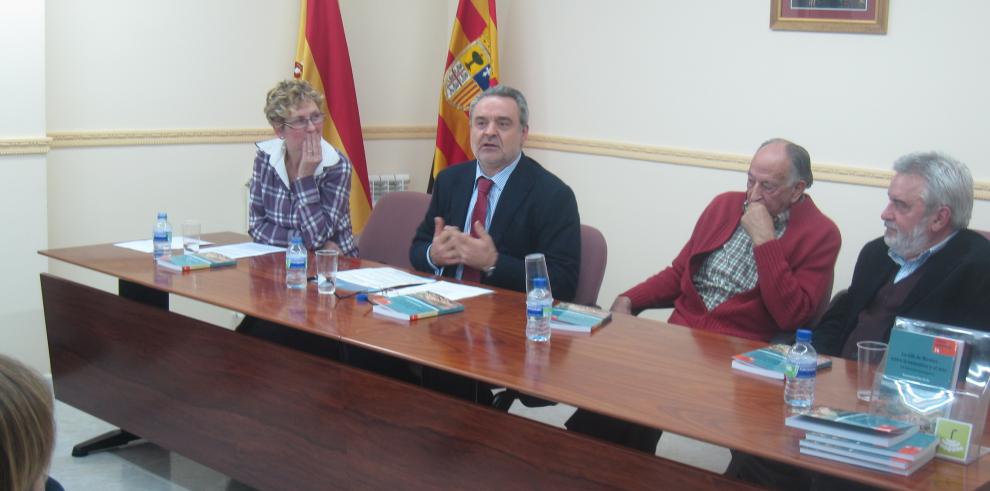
[{"left": 282, "top": 113, "right": 325, "bottom": 129}]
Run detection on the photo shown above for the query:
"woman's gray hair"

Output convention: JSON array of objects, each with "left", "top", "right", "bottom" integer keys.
[{"left": 893, "top": 151, "right": 973, "bottom": 229}]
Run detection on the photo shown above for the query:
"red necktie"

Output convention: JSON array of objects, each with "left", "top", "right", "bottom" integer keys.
[{"left": 462, "top": 177, "right": 493, "bottom": 282}]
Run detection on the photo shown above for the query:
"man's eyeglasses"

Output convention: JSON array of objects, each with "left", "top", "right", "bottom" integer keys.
[{"left": 282, "top": 113, "right": 325, "bottom": 129}]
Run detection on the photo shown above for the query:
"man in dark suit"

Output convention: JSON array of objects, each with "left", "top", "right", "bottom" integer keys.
[
  {"left": 727, "top": 151, "right": 990, "bottom": 489},
  {"left": 408, "top": 85, "right": 581, "bottom": 404},
  {"left": 410, "top": 85, "right": 581, "bottom": 301}
]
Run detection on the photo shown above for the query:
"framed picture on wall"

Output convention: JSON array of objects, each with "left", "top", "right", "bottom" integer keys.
[{"left": 770, "top": 0, "right": 888, "bottom": 34}]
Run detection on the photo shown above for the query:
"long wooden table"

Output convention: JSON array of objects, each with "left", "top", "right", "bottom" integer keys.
[{"left": 39, "top": 232, "right": 990, "bottom": 490}]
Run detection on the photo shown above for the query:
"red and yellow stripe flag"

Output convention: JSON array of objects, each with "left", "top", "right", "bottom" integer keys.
[
  {"left": 429, "top": 0, "right": 499, "bottom": 190},
  {"left": 293, "top": 0, "right": 372, "bottom": 233}
]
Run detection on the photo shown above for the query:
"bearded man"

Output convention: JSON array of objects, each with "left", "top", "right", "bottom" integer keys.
[{"left": 812, "top": 151, "right": 990, "bottom": 357}]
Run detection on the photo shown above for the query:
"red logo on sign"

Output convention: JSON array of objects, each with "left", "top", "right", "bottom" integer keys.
[{"left": 933, "top": 337, "right": 958, "bottom": 357}]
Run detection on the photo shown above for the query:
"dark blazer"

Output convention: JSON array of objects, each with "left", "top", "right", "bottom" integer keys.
[
  {"left": 813, "top": 229, "right": 990, "bottom": 357},
  {"left": 410, "top": 154, "right": 581, "bottom": 301}
]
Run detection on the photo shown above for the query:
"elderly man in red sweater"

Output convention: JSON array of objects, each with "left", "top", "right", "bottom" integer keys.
[
  {"left": 614, "top": 137, "right": 840, "bottom": 341},
  {"left": 566, "top": 138, "right": 841, "bottom": 453}
]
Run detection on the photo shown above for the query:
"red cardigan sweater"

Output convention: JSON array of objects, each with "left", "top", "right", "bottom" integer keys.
[{"left": 623, "top": 192, "right": 841, "bottom": 341}]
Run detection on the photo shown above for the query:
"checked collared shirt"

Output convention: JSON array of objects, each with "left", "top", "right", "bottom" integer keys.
[
  {"left": 248, "top": 138, "right": 357, "bottom": 256},
  {"left": 693, "top": 209, "right": 790, "bottom": 311}
]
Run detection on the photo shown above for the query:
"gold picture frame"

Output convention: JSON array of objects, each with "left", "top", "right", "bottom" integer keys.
[{"left": 771, "top": 0, "right": 888, "bottom": 34}]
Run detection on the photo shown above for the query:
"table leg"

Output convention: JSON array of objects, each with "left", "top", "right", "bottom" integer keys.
[
  {"left": 71, "top": 429, "right": 141, "bottom": 457},
  {"left": 119, "top": 279, "right": 168, "bottom": 310}
]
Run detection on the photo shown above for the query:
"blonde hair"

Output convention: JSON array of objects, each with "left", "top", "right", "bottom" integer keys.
[
  {"left": 0, "top": 354, "right": 54, "bottom": 491},
  {"left": 264, "top": 79, "right": 326, "bottom": 126}
]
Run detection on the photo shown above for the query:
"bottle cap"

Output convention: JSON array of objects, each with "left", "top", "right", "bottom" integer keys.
[
  {"left": 532, "top": 277, "right": 548, "bottom": 289},
  {"left": 157, "top": 212, "right": 167, "bottom": 219},
  {"left": 796, "top": 329, "right": 812, "bottom": 342}
]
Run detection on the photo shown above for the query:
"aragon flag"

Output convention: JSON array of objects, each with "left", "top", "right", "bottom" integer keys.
[
  {"left": 293, "top": 0, "right": 372, "bottom": 233},
  {"left": 428, "top": 0, "right": 498, "bottom": 192}
]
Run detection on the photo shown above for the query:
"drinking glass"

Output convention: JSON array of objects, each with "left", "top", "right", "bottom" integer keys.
[
  {"left": 857, "top": 341, "right": 888, "bottom": 402},
  {"left": 524, "top": 253, "right": 552, "bottom": 296},
  {"left": 181, "top": 220, "right": 201, "bottom": 254},
  {"left": 315, "top": 249, "right": 339, "bottom": 295}
]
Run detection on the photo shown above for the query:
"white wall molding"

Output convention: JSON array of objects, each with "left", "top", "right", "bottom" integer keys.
[
  {"left": 0, "top": 137, "right": 52, "bottom": 155},
  {"left": 48, "top": 129, "right": 272, "bottom": 148},
  {"left": 26, "top": 127, "right": 990, "bottom": 200},
  {"left": 525, "top": 134, "right": 903, "bottom": 193}
]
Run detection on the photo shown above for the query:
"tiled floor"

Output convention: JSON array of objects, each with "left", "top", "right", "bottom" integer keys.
[
  {"left": 49, "top": 402, "right": 255, "bottom": 490},
  {"left": 50, "top": 399, "right": 730, "bottom": 490}
]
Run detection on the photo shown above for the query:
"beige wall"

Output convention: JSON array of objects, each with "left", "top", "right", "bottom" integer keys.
[
  {"left": 0, "top": 2, "right": 49, "bottom": 372},
  {"left": 4, "top": 1, "right": 988, "bottom": 372}
]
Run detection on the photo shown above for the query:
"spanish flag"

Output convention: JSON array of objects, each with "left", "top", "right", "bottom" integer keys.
[
  {"left": 293, "top": 0, "right": 372, "bottom": 233},
  {"left": 429, "top": 0, "right": 499, "bottom": 191}
]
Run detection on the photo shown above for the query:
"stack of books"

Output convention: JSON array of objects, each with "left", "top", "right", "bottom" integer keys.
[{"left": 786, "top": 406, "right": 937, "bottom": 475}]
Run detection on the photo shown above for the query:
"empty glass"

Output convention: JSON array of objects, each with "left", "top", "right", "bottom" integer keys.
[
  {"left": 315, "top": 249, "right": 339, "bottom": 295},
  {"left": 857, "top": 341, "right": 888, "bottom": 402},
  {"left": 181, "top": 220, "right": 201, "bottom": 254},
  {"left": 524, "top": 253, "right": 552, "bottom": 296}
]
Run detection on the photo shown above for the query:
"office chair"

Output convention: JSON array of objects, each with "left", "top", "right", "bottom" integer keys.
[
  {"left": 491, "top": 224, "right": 608, "bottom": 411},
  {"left": 357, "top": 191, "right": 431, "bottom": 269}
]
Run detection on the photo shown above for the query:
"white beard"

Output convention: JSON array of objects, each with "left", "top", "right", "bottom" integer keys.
[{"left": 883, "top": 219, "right": 930, "bottom": 259}]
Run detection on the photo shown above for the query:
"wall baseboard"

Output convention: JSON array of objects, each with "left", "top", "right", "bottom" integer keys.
[{"left": 7, "top": 127, "right": 985, "bottom": 200}]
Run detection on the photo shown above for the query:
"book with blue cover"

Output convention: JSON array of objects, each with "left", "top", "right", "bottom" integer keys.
[
  {"left": 798, "top": 444, "right": 933, "bottom": 476},
  {"left": 156, "top": 251, "right": 236, "bottom": 272},
  {"left": 549, "top": 302, "right": 611, "bottom": 332},
  {"left": 731, "top": 344, "right": 832, "bottom": 380},
  {"left": 804, "top": 431, "right": 938, "bottom": 463},
  {"left": 785, "top": 406, "right": 919, "bottom": 447},
  {"left": 370, "top": 291, "right": 464, "bottom": 321}
]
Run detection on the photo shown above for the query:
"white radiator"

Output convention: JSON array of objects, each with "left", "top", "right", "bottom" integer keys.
[{"left": 370, "top": 174, "right": 411, "bottom": 205}]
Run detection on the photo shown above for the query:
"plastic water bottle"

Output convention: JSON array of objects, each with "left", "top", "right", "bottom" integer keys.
[
  {"left": 285, "top": 235, "right": 307, "bottom": 289},
  {"left": 526, "top": 277, "right": 553, "bottom": 342},
  {"left": 784, "top": 329, "right": 817, "bottom": 409},
  {"left": 152, "top": 212, "right": 172, "bottom": 261}
]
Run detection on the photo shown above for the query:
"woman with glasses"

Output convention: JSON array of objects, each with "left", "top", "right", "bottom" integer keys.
[
  {"left": 249, "top": 79, "right": 357, "bottom": 256},
  {"left": 238, "top": 79, "right": 357, "bottom": 356}
]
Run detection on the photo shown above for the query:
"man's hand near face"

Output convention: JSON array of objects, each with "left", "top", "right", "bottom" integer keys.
[{"left": 741, "top": 201, "right": 776, "bottom": 246}]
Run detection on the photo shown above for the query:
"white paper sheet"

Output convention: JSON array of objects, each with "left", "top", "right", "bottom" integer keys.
[
  {"left": 334, "top": 267, "right": 435, "bottom": 291},
  {"left": 198, "top": 242, "right": 285, "bottom": 259},
  {"left": 385, "top": 281, "right": 494, "bottom": 301},
  {"left": 113, "top": 237, "right": 213, "bottom": 253}
]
